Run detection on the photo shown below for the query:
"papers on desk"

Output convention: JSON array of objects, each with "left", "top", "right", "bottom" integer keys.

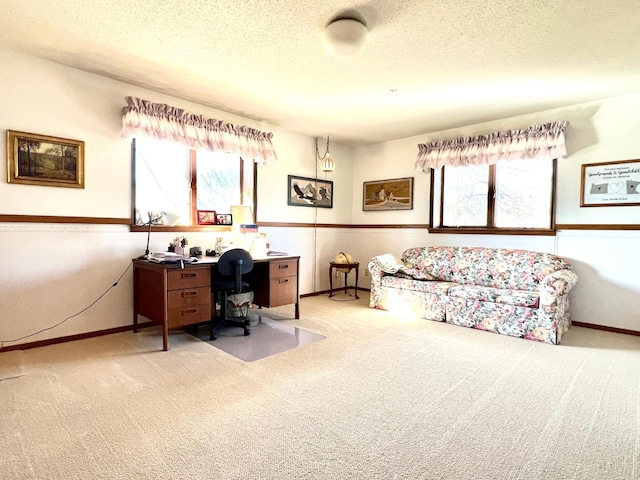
[
  {"left": 266, "top": 250, "right": 288, "bottom": 256},
  {"left": 148, "top": 252, "right": 193, "bottom": 263}
]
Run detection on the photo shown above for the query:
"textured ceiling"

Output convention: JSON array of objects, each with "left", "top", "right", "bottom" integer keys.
[{"left": 2, "top": 0, "right": 640, "bottom": 147}]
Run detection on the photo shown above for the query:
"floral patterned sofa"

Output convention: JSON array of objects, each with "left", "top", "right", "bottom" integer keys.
[{"left": 368, "top": 246, "right": 578, "bottom": 344}]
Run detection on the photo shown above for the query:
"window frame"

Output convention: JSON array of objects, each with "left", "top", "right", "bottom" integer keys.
[
  {"left": 428, "top": 158, "right": 557, "bottom": 236},
  {"left": 129, "top": 139, "right": 258, "bottom": 232}
]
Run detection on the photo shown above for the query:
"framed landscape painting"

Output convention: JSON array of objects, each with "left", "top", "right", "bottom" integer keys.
[
  {"left": 288, "top": 175, "right": 333, "bottom": 208},
  {"left": 363, "top": 177, "right": 414, "bottom": 211},
  {"left": 6, "top": 130, "right": 84, "bottom": 188}
]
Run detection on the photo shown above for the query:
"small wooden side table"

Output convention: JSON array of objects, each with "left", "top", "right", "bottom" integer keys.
[{"left": 329, "top": 262, "right": 360, "bottom": 299}]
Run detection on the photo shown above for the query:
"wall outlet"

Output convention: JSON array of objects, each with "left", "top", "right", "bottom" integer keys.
[{"left": 364, "top": 269, "right": 369, "bottom": 277}]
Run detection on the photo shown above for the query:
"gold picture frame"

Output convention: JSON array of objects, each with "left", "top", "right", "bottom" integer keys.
[
  {"left": 6, "top": 130, "right": 85, "bottom": 188},
  {"left": 363, "top": 177, "right": 414, "bottom": 211}
]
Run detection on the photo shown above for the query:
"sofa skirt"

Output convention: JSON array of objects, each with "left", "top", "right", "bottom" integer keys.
[
  {"left": 375, "top": 285, "right": 448, "bottom": 321},
  {"left": 446, "top": 297, "right": 558, "bottom": 344},
  {"left": 375, "top": 285, "right": 564, "bottom": 344}
]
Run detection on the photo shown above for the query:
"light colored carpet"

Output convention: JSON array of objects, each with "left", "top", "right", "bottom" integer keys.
[{"left": 1, "top": 295, "right": 639, "bottom": 479}]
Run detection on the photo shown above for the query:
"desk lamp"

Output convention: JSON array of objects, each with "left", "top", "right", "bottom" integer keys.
[{"left": 137, "top": 212, "right": 180, "bottom": 260}]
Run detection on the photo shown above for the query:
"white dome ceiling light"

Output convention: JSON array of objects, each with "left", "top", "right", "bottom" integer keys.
[{"left": 323, "top": 18, "right": 368, "bottom": 58}]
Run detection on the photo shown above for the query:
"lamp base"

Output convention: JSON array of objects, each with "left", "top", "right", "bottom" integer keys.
[{"left": 137, "top": 253, "right": 149, "bottom": 260}]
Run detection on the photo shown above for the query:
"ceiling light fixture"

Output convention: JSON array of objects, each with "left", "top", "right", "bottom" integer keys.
[
  {"left": 323, "top": 18, "right": 368, "bottom": 58},
  {"left": 316, "top": 136, "right": 335, "bottom": 172}
]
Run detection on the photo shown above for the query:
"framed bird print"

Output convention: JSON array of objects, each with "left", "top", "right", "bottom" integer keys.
[{"left": 287, "top": 175, "right": 333, "bottom": 208}]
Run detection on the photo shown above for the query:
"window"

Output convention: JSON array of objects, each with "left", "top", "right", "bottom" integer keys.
[
  {"left": 132, "top": 137, "right": 255, "bottom": 227},
  {"left": 430, "top": 158, "right": 556, "bottom": 234}
]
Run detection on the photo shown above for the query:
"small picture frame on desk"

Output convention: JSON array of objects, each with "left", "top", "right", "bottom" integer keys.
[
  {"left": 216, "top": 213, "right": 232, "bottom": 225},
  {"left": 197, "top": 210, "right": 217, "bottom": 225}
]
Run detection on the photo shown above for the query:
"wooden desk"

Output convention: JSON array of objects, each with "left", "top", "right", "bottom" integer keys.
[{"left": 132, "top": 255, "right": 300, "bottom": 350}]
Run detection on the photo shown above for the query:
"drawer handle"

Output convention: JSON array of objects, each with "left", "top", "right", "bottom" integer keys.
[
  {"left": 182, "top": 290, "right": 198, "bottom": 297},
  {"left": 182, "top": 273, "right": 197, "bottom": 279},
  {"left": 278, "top": 278, "right": 289, "bottom": 284},
  {"left": 182, "top": 308, "right": 198, "bottom": 315},
  {"left": 278, "top": 264, "right": 289, "bottom": 270}
]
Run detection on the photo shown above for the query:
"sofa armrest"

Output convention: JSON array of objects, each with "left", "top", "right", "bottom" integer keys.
[
  {"left": 368, "top": 257, "right": 397, "bottom": 308},
  {"left": 539, "top": 270, "right": 578, "bottom": 306},
  {"left": 367, "top": 258, "right": 389, "bottom": 284}
]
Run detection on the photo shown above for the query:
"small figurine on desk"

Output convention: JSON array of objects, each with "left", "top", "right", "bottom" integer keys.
[
  {"left": 214, "top": 236, "right": 225, "bottom": 256},
  {"left": 169, "top": 236, "right": 189, "bottom": 255}
]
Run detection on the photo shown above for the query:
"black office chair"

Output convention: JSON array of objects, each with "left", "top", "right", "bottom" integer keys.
[{"left": 210, "top": 248, "right": 254, "bottom": 340}]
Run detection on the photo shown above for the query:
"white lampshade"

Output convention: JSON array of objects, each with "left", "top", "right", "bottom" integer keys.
[
  {"left": 323, "top": 18, "right": 368, "bottom": 58},
  {"left": 162, "top": 212, "right": 181, "bottom": 226},
  {"left": 321, "top": 154, "right": 335, "bottom": 172}
]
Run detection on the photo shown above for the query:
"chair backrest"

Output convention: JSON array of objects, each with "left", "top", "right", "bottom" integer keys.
[{"left": 217, "top": 248, "right": 254, "bottom": 293}]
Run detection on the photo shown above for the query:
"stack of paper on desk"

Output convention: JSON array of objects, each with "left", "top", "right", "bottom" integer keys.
[{"left": 147, "top": 252, "right": 193, "bottom": 263}]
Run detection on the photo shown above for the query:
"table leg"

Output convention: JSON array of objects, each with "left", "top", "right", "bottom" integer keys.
[
  {"left": 162, "top": 318, "right": 168, "bottom": 351},
  {"left": 329, "top": 264, "right": 334, "bottom": 298},
  {"left": 133, "top": 268, "right": 139, "bottom": 333},
  {"left": 355, "top": 266, "right": 360, "bottom": 299}
]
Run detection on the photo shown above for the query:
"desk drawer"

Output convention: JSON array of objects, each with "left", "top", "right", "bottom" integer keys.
[
  {"left": 168, "top": 287, "right": 211, "bottom": 308},
  {"left": 167, "top": 268, "right": 210, "bottom": 290},
  {"left": 168, "top": 304, "right": 212, "bottom": 328},
  {"left": 269, "top": 275, "right": 297, "bottom": 306},
  {"left": 269, "top": 260, "right": 297, "bottom": 279}
]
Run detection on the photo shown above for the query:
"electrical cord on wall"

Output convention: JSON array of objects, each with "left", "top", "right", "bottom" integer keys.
[
  {"left": 0, "top": 261, "right": 133, "bottom": 351},
  {"left": 312, "top": 140, "right": 319, "bottom": 294}
]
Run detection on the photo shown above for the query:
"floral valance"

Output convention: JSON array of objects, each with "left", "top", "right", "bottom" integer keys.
[
  {"left": 121, "top": 96, "right": 278, "bottom": 164},
  {"left": 415, "top": 120, "right": 568, "bottom": 171}
]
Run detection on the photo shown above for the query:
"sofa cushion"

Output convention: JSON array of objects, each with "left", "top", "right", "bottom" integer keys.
[
  {"left": 380, "top": 276, "right": 456, "bottom": 295},
  {"left": 371, "top": 254, "right": 435, "bottom": 280},
  {"left": 448, "top": 285, "right": 540, "bottom": 308},
  {"left": 394, "top": 267, "right": 434, "bottom": 281},
  {"left": 402, "top": 246, "right": 573, "bottom": 290},
  {"left": 401, "top": 247, "right": 437, "bottom": 272}
]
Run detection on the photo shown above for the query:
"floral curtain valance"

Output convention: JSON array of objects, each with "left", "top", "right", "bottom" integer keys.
[
  {"left": 121, "top": 96, "right": 278, "bottom": 164},
  {"left": 415, "top": 120, "right": 568, "bottom": 171}
]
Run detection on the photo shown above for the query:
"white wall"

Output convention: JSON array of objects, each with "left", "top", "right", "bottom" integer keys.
[
  {"left": 1, "top": 47, "right": 639, "bottom": 349},
  {"left": 0, "top": 49, "right": 353, "bottom": 348},
  {"left": 0, "top": 52, "right": 130, "bottom": 217},
  {"left": 351, "top": 95, "right": 640, "bottom": 332},
  {"left": 259, "top": 133, "right": 353, "bottom": 225}
]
